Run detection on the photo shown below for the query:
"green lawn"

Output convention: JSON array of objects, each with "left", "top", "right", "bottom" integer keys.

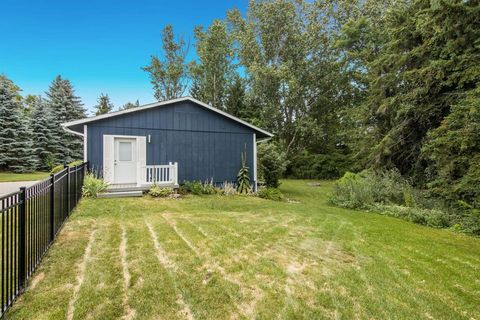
[
  {"left": 0, "top": 171, "right": 49, "bottom": 182},
  {"left": 8, "top": 180, "right": 480, "bottom": 319}
]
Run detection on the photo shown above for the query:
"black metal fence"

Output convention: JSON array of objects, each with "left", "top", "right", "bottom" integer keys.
[{"left": 0, "top": 162, "right": 87, "bottom": 317}]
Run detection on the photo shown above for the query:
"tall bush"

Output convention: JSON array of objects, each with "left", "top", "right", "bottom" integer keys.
[{"left": 257, "top": 142, "right": 287, "bottom": 188}]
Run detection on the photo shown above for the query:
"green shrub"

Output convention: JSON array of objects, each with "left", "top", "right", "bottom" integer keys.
[
  {"left": 181, "top": 180, "right": 217, "bottom": 195},
  {"left": 330, "top": 169, "right": 414, "bottom": 209},
  {"left": 148, "top": 185, "right": 174, "bottom": 197},
  {"left": 257, "top": 142, "right": 287, "bottom": 188},
  {"left": 221, "top": 181, "right": 237, "bottom": 195},
  {"left": 82, "top": 172, "right": 108, "bottom": 198},
  {"left": 288, "top": 151, "right": 352, "bottom": 179},
  {"left": 50, "top": 160, "right": 83, "bottom": 174},
  {"left": 182, "top": 181, "right": 204, "bottom": 195},
  {"left": 50, "top": 164, "right": 64, "bottom": 174},
  {"left": 257, "top": 188, "right": 284, "bottom": 201},
  {"left": 68, "top": 160, "right": 83, "bottom": 167},
  {"left": 373, "top": 204, "right": 450, "bottom": 228},
  {"left": 202, "top": 181, "right": 217, "bottom": 195},
  {"left": 330, "top": 169, "right": 480, "bottom": 235}
]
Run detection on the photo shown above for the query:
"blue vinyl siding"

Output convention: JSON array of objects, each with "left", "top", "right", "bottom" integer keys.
[{"left": 87, "top": 100, "right": 255, "bottom": 184}]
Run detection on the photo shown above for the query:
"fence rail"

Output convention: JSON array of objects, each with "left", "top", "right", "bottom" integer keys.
[{"left": 0, "top": 162, "right": 87, "bottom": 318}]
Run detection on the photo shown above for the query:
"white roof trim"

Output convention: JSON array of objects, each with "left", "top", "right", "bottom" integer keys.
[{"left": 62, "top": 96, "right": 274, "bottom": 138}]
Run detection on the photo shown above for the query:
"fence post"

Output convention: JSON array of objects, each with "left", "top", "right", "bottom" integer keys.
[
  {"left": 74, "top": 165, "right": 77, "bottom": 206},
  {"left": 50, "top": 174, "right": 55, "bottom": 241},
  {"left": 18, "top": 187, "right": 27, "bottom": 289},
  {"left": 65, "top": 165, "right": 70, "bottom": 214}
]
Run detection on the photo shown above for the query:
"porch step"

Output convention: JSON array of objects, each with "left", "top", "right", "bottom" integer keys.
[
  {"left": 107, "top": 186, "right": 151, "bottom": 192},
  {"left": 98, "top": 191, "right": 143, "bottom": 198}
]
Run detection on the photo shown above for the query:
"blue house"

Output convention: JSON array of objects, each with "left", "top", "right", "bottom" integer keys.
[{"left": 62, "top": 97, "right": 273, "bottom": 190}]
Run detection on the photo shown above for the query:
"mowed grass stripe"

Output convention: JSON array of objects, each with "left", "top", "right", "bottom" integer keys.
[
  {"left": 124, "top": 220, "right": 181, "bottom": 319},
  {"left": 148, "top": 215, "right": 241, "bottom": 319},
  {"left": 7, "top": 219, "right": 96, "bottom": 319},
  {"left": 166, "top": 214, "right": 270, "bottom": 319},
  {"left": 146, "top": 221, "right": 194, "bottom": 320},
  {"left": 71, "top": 221, "right": 124, "bottom": 319},
  {"left": 6, "top": 180, "right": 480, "bottom": 319}
]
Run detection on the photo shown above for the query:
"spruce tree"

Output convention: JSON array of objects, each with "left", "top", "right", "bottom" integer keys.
[
  {"left": 46, "top": 75, "right": 86, "bottom": 164},
  {"left": 119, "top": 100, "right": 140, "bottom": 111},
  {"left": 0, "top": 77, "right": 38, "bottom": 172},
  {"left": 30, "top": 96, "right": 55, "bottom": 170},
  {"left": 12, "top": 115, "right": 39, "bottom": 172},
  {"left": 94, "top": 93, "right": 114, "bottom": 115}
]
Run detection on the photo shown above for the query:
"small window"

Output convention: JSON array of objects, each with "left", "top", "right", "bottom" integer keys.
[{"left": 119, "top": 142, "right": 132, "bottom": 161}]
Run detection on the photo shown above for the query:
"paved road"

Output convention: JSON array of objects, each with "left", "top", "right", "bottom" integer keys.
[{"left": 0, "top": 181, "right": 38, "bottom": 197}]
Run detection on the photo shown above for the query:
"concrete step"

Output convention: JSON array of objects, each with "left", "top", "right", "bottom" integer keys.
[
  {"left": 98, "top": 191, "right": 143, "bottom": 198},
  {"left": 107, "top": 186, "right": 150, "bottom": 192}
]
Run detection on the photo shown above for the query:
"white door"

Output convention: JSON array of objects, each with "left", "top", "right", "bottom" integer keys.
[{"left": 114, "top": 138, "right": 137, "bottom": 184}]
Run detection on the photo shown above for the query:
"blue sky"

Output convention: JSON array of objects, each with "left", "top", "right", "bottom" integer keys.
[{"left": 0, "top": 0, "right": 247, "bottom": 115}]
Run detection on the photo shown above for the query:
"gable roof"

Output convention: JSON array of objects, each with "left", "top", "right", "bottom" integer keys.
[{"left": 62, "top": 96, "right": 273, "bottom": 138}]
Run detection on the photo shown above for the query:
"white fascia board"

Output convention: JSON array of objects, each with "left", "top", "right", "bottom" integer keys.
[{"left": 63, "top": 126, "right": 84, "bottom": 137}]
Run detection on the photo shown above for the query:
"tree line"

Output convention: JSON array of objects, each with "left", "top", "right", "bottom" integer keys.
[
  {"left": 0, "top": 75, "right": 142, "bottom": 173},
  {"left": 0, "top": 75, "right": 85, "bottom": 172},
  {"left": 1, "top": 0, "right": 478, "bottom": 209},
  {"left": 142, "top": 0, "right": 479, "bottom": 209}
]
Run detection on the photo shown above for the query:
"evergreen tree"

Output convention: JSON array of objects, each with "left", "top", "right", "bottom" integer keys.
[
  {"left": 225, "top": 75, "right": 245, "bottom": 117},
  {"left": 0, "top": 77, "right": 38, "bottom": 172},
  {"left": 119, "top": 100, "right": 140, "bottom": 111},
  {"left": 360, "top": 0, "right": 480, "bottom": 180},
  {"left": 23, "top": 94, "right": 38, "bottom": 115},
  {"left": 94, "top": 93, "right": 114, "bottom": 115},
  {"left": 29, "top": 96, "right": 55, "bottom": 170},
  {"left": 13, "top": 114, "right": 39, "bottom": 172},
  {"left": 224, "top": 75, "right": 262, "bottom": 126},
  {"left": 46, "top": 75, "right": 86, "bottom": 164},
  {"left": 423, "top": 86, "right": 480, "bottom": 207}
]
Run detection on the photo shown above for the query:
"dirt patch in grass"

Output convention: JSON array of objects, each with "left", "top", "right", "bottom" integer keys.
[
  {"left": 146, "top": 221, "right": 194, "bottom": 319},
  {"left": 299, "top": 238, "right": 357, "bottom": 265},
  {"left": 120, "top": 226, "right": 136, "bottom": 320},
  {"left": 29, "top": 272, "right": 45, "bottom": 290},
  {"left": 67, "top": 225, "right": 97, "bottom": 320}
]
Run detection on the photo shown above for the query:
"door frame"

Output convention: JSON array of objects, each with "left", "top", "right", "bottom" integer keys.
[
  {"left": 113, "top": 137, "right": 137, "bottom": 184},
  {"left": 103, "top": 134, "right": 147, "bottom": 185}
]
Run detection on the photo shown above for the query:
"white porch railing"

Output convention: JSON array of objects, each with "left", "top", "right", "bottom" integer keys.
[{"left": 141, "top": 162, "right": 178, "bottom": 186}]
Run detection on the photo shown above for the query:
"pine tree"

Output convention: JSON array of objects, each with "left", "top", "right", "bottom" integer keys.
[
  {"left": 94, "top": 93, "right": 114, "bottom": 115},
  {"left": 29, "top": 96, "right": 55, "bottom": 170},
  {"left": 120, "top": 100, "right": 140, "bottom": 110},
  {"left": 46, "top": 75, "right": 86, "bottom": 164},
  {"left": 12, "top": 115, "right": 39, "bottom": 172},
  {"left": 0, "top": 77, "right": 38, "bottom": 172},
  {"left": 362, "top": 0, "right": 480, "bottom": 180}
]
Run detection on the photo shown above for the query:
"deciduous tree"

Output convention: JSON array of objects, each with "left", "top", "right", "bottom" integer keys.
[
  {"left": 143, "top": 25, "right": 189, "bottom": 101},
  {"left": 189, "top": 20, "right": 234, "bottom": 109}
]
